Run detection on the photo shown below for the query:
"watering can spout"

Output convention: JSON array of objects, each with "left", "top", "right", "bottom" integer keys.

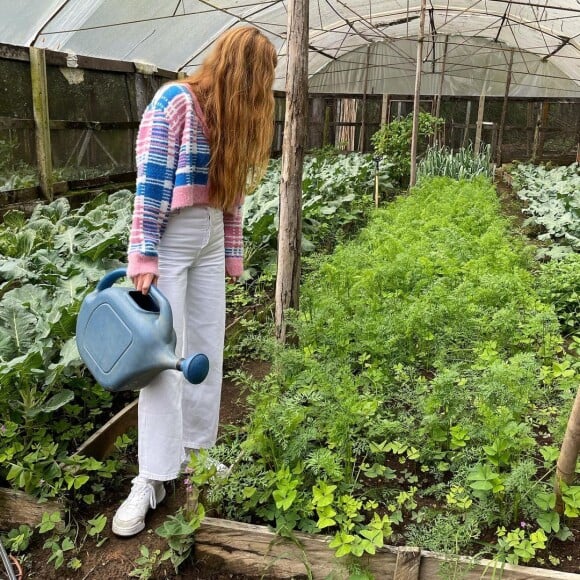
[
  {"left": 177, "top": 354, "right": 210, "bottom": 385},
  {"left": 76, "top": 268, "right": 210, "bottom": 392}
]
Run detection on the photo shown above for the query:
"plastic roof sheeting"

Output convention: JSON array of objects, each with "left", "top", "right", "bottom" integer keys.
[{"left": 1, "top": 0, "right": 579, "bottom": 97}]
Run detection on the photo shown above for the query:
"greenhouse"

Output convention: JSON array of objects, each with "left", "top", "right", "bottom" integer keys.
[{"left": 0, "top": 1, "right": 579, "bottom": 579}]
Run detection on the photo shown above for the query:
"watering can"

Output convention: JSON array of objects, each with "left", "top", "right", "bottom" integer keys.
[{"left": 76, "top": 268, "right": 209, "bottom": 392}]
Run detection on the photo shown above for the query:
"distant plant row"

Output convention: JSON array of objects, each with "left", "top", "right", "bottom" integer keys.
[{"left": 510, "top": 162, "right": 579, "bottom": 258}]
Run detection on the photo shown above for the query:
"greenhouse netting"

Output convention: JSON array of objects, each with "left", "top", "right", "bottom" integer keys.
[{"left": 0, "top": 0, "right": 579, "bottom": 97}]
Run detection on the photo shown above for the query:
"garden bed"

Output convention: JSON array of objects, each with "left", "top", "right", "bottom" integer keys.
[{"left": 1, "top": 158, "right": 578, "bottom": 579}]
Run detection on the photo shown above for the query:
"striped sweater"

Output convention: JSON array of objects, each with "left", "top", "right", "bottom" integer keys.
[{"left": 127, "top": 82, "right": 243, "bottom": 278}]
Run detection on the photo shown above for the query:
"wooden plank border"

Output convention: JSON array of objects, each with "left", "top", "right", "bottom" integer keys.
[{"left": 195, "top": 518, "right": 580, "bottom": 580}]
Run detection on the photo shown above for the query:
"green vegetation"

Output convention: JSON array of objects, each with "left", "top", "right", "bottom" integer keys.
[
  {"left": 510, "top": 162, "right": 580, "bottom": 258},
  {"left": 418, "top": 143, "right": 493, "bottom": 181},
  {"left": 1, "top": 151, "right": 578, "bottom": 575},
  {"left": 0, "top": 192, "right": 134, "bottom": 502},
  {"left": 371, "top": 112, "right": 443, "bottom": 186},
  {"left": 206, "top": 176, "right": 578, "bottom": 564},
  {"left": 243, "top": 150, "right": 390, "bottom": 279},
  {"left": 537, "top": 253, "right": 580, "bottom": 337}
]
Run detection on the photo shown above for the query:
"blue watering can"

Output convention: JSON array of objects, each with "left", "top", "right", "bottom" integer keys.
[{"left": 76, "top": 268, "right": 209, "bottom": 392}]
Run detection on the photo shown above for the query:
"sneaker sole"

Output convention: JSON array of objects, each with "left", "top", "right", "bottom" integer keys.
[{"left": 112, "top": 486, "right": 166, "bottom": 537}]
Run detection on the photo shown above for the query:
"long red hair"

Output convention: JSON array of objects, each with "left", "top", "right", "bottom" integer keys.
[{"left": 184, "top": 27, "right": 277, "bottom": 211}]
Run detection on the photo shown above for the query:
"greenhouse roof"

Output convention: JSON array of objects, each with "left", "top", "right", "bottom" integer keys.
[{"left": 1, "top": 0, "right": 580, "bottom": 98}]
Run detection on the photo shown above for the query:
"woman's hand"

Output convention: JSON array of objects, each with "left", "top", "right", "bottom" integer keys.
[{"left": 133, "top": 273, "right": 158, "bottom": 294}]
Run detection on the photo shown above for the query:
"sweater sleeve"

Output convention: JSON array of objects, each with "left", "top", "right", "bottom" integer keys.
[
  {"left": 223, "top": 202, "right": 244, "bottom": 278},
  {"left": 127, "top": 96, "right": 179, "bottom": 278}
]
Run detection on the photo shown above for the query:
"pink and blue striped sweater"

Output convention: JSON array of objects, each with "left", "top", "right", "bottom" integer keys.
[{"left": 127, "top": 82, "right": 243, "bottom": 278}]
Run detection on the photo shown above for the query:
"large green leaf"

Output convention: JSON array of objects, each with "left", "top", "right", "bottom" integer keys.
[{"left": 28, "top": 389, "right": 75, "bottom": 416}]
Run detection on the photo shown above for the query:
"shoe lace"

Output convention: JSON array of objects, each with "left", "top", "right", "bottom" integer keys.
[{"left": 127, "top": 478, "right": 159, "bottom": 510}]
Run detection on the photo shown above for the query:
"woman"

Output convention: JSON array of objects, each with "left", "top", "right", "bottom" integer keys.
[{"left": 112, "top": 26, "right": 276, "bottom": 537}]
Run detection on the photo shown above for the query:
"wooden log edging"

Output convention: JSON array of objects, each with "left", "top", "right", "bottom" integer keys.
[
  {"left": 194, "top": 517, "right": 580, "bottom": 580},
  {"left": 0, "top": 488, "right": 62, "bottom": 529}
]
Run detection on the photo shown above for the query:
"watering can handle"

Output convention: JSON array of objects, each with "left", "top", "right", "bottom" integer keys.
[
  {"left": 96, "top": 268, "right": 128, "bottom": 291},
  {"left": 95, "top": 268, "right": 173, "bottom": 331}
]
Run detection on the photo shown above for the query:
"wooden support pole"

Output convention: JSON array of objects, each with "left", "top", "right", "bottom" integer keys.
[
  {"left": 29, "top": 47, "right": 53, "bottom": 201},
  {"left": 462, "top": 100, "right": 472, "bottom": 148},
  {"left": 409, "top": 0, "right": 427, "bottom": 188},
  {"left": 555, "top": 387, "right": 580, "bottom": 514},
  {"left": 532, "top": 101, "right": 550, "bottom": 163},
  {"left": 495, "top": 49, "right": 514, "bottom": 165},
  {"left": 134, "top": 73, "right": 150, "bottom": 120},
  {"left": 434, "top": 35, "right": 449, "bottom": 121},
  {"left": 358, "top": 44, "right": 371, "bottom": 152},
  {"left": 275, "top": 0, "right": 309, "bottom": 344},
  {"left": 433, "top": 35, "right": 449, "bottom": 147},
  {"left": 474, "top": 90, "right": 486, "bottom": 153},
  {"left": 381, "top": 93, "right": 391, "bottom": 125},
  {"left": 309, "top": 97, "right": 325, "bottom": 150}
]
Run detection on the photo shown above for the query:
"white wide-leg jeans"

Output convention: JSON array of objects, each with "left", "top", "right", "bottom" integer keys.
[{"left": 138, "top": 206, "right": 226, "bottom": 482}]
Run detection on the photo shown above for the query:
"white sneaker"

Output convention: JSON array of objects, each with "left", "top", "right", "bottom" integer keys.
[{"left": 112, "top": 475, "right": 166, "bottom": 537}]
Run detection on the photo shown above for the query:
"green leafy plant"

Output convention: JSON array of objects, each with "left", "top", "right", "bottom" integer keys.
[
  {"left": 371, "top": 112, "right": 443, "bottom": 185},
  {"left": 1, "top": 525, "right": 33, "bottom": 552},
  {"left": 0, "top": 191, "right": 134, "bottom": 500},
  {"left": 155, "top": 506, "right": 205, "bottom": 572},
  {"left": 510, "top": 162, "right": 580, "bottom": 256},
  {"left": 85, "top": 514, "right": 108, "bottom": 547},
  {"left": 129, "top": 545, "right": 170, "bottom": 580},
  {"left": 418, "top": 143, "right": 493, "bottom": 182},
  {"left": 537, "top": 253, "right": 580, "bottom": 335},
  {"left": 494, "top": 526, "right": 547, "bottom": 565}
]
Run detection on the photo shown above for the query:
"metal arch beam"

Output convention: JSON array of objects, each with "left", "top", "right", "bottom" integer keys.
[
  {"left": 178, "top": 0, "right": 286, "bottom": 71},
  {"left": 28, "top": 0, "right": 75, "bottom": 46},
  {"left": 494, "top": 4, "right": 510, "bottom": 43},
  {"left": 543, "top": 36, "right": 571, "bottom": 61},
  {"left": 307, "top": 34, "right": 580, "bottom": 92},
  {"left": 310, "top": 4, "right": 580, "bottom": 57}
]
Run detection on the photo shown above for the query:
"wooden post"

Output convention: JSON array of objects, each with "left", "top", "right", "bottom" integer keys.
[
  {"left": 495, "top": 49, "right": 514, "bottom": 165},
  {"left": 474, "top": 90, "right": 486, "bottom": 153},
  {"left": 555, "top": 387, "right": 579, "bottom": 514},
  {"left": 134, "top": 73, "right": 150, "bottom": 120},
  {"left": 409, "top": 0, "right": 427, "bottom": 187},
  {"left": 275, "top": 0, "right": 309, "bottom": 344},
  {"left": 309, "top": 97, "right": 325, "bottom": 150},
  {"left": 532, "top": 101, "right": 550, "bottom": 162},
  {"left": 434, "top": 35, "right": 449, "bottom": 120},
  {"left": 381, "top": 93, "right": 390, "bottom": 125},
  {"left": 29, "top": 47, "right": 53, "bottom": 201},
  {"left": 526, "top": 102, "right": 534, "bottom": 156},
  {"left": 462, "top": 100, "right": 472, "bottom": 148},
  {"left": 323, "top": 102, "right": 331, "bottom": 147},
  {"left": 394, "top": 547, "right": 421, "bottom": 580},
  {"left": 358, "top": 44, "right": 371, "bottom": 152}
]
